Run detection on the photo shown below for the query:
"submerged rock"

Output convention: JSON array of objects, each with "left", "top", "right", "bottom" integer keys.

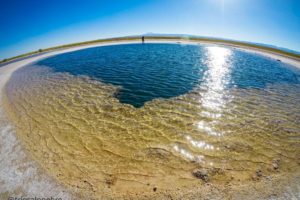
[
  {"left": 272, "top": 159, "right": 280, "bottom": 170},
  {"left": 192, "top": 169, "right": 209, "bottom": 182},
  {"left": 256, "top": 169, "right": 263, "bottom": 177},
  {"left": 105, "top": 175, "right": 116, "bottom": 188},
  {"left": 252, "top": 169, "right": 263, "bottom": 181},
  {"left": 153, "top": 187, "right": 157, "bottom": 192},
  {"left": 145, "top": 147, "right": 171, "bottom": 160}
]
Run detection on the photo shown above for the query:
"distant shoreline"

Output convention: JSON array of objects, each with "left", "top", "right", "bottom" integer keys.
[{"left": 1, "top": 36, "right": 300, "bottom": 68}]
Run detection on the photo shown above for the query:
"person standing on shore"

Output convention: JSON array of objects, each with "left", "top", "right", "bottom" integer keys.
[{"left": 142, "top": 36, "right": 145, "bottom": 43}]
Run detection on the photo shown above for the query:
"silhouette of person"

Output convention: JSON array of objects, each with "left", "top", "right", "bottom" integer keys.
[{"left": 142, "top": 36, "right": 145, "bottom": 43}]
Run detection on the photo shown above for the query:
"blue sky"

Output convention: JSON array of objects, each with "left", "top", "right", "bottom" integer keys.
[{"left": 0, "top": 0, "right": 300, "bottom": 59}]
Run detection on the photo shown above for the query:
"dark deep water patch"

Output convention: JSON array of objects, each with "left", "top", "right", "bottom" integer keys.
[{"left": 36, "top": 43, "right": 300, "bottom": 107}]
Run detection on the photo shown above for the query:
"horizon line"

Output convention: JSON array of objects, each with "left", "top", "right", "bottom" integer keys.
[{"left": 1, "top": 34, "right": 300, "bottom": 65}]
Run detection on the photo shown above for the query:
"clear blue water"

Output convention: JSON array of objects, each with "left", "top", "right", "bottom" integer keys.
[{"left": 36, "top": 43, "right": 300, "bottom": 107}]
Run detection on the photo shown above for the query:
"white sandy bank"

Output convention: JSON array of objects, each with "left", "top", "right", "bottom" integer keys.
[{"left": 0, "top": 39, "right": 300, "bottom": 198}]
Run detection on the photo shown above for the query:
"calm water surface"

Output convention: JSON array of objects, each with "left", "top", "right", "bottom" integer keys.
[
  {"left": 37, "top": 43, "right": 300, "bottom": 107},
  {"left": 5, "top": 43, "right": 300, "bottom": 198}
]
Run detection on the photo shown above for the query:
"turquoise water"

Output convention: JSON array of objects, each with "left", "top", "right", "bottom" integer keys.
[{"left": 36, "top": 43, "right": 300, "bottom": 107}]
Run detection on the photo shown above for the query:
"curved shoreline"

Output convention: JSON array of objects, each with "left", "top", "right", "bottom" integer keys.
[{"left": 0, "top": 39, "right": 300, "bottom": 199}]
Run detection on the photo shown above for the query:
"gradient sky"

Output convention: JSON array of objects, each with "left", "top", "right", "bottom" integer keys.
[{"left": 0, "top": 0, "right": 300, "bottom": 59}]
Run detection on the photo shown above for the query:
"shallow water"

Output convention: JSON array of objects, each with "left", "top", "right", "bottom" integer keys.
[{"left": 4, "top": 43, "right": 300, "bottom": 198}]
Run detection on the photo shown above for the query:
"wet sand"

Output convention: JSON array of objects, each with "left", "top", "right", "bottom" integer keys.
[
  {"left": 1, "top": 39, "right": 300, "bottom": 199},
  {"left": 0, "top": 40, "right": 141, "bottom": 199}
]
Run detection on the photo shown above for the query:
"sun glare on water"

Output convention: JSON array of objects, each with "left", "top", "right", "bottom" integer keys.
[{"left": 197, "top": 46, "right": 232, "bottom": 136}]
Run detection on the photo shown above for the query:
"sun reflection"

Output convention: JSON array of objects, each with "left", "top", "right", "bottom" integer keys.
[
  {"left": 173, "top": 46, "right": 232, "bottom": 164},
  {"left": 197, "top": 46, "right": 233, "bottom": 136},
  {"left": 173, "top": 144, "right": 204, "bottom": 163},
  {"left": 185, "top": 135, "right": 215, "bottom": 150},
  {"left": 201, "top": 46, "right": 232, "bottom": 111},
  {"left": 197, "top": 121, "right": 221, "bottom": 136}
]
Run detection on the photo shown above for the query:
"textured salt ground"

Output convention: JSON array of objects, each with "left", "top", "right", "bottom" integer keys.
[
  {"left": 0, "top": 109, "right": 73, "bottom": 199},
  {"left": 0, "top": 39, "right": 300, "bottom": 199},
  {"left": 0, "top": 65, "right": 72, "bottom": 198}
]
